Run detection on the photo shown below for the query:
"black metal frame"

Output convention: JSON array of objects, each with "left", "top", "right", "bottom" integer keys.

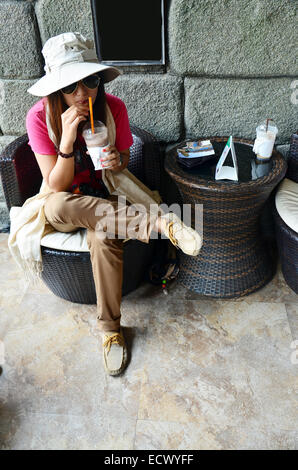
[{"left": 90, "top": 0, "right": 166, "bottom": 66}]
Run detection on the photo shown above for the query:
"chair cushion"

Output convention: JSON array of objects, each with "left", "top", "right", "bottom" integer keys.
[
  {"left": 275, "top": 178, "right": 298, "bottom": 233},
  {"left": 41, "top": 228, "right": 90, "bottom": 252},
  {"left": 41, "top": 228, "right": 129, "bottom": 252},
  {"left": 9, "top": 205, "right": 129, "bottom": 254},
  {"left": 9, "top": 205, "right": 90, "bottom": 252}
]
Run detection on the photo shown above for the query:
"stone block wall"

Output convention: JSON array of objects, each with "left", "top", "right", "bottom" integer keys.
[{"left": 0, "top": 0, "right": 297, "bottom": 226}]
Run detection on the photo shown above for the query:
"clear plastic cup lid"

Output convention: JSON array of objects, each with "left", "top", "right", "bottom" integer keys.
[
  {"left": 82, "top": 120, "right": 107, "bottom": 137},
  {"left": 257, "top": 119, "right": 278, "bottom": 134}
]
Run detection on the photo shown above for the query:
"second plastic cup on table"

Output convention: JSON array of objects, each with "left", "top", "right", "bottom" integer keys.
[
  {"left": 82, "top": 120, "right": 110, "bottom": 170},
  {"left": 252, "top": 120, "right": 278, "bottom": 162}
]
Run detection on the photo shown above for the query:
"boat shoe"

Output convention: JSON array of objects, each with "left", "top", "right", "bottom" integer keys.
[
  {"left": 161, "top": 212, "right": 202, "bottom": 256},
  {"left": 102, "top": 328, "right": 128, "bottom": 376}
]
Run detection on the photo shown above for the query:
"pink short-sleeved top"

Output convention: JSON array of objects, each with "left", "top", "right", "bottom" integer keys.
[{"left": 26, "top": 93, "right": 133, "bottom": 194}]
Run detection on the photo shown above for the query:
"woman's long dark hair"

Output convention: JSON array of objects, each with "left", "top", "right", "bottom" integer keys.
[{"left": 46, "top": 72, "right": 107, "bottom": 148}]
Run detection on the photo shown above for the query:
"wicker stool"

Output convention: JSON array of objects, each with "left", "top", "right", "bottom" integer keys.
[
  {"left": 165, "top": 137, "right": 287, "bottom": 298},
  {"left": 0, "top": 125, "right": 162, "bottom": 303},
  {"left": 274, "top": 133, "right": 298, "bottom": 294}
]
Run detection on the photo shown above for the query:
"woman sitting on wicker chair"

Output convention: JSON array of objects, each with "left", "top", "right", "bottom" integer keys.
[{"left": 21, "top": 32, "right": 202, "bottom": 376}]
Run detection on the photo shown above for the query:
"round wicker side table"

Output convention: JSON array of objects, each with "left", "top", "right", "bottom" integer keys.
[{"left": 165, "top": 137, "right": 287, "bottom": 298}]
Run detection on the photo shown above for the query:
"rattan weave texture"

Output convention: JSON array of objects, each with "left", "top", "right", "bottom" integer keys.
[
  {"left": 165, "top": 136, "right": 287, "bottom": 298},
  {"left": 274, "top": 206, "right": 298, "bottom": 294},
  {"left": 0, "top": 126, "right": 162, "bottom": 303},
  {"left": 287, "top": 132, "right": 298, "bottom": 183},
  {"left": 274, "top": 132, "right": 298, "bottom": 294}
]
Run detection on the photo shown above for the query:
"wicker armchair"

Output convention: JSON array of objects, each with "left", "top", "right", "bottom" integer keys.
[
  {"left": 274, "top": 133, "right": 298, "bottom": 294},
  {"left": 0, "top": 125, "right": 162, "bottom": 303}
]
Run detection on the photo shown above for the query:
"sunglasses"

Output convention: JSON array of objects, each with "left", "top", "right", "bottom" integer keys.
[{"left": 61, "top": 74, "right": 101, "bottom": 94}]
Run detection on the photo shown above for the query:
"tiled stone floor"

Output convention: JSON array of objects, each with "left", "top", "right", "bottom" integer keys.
[{"left": 0, "top": 232, "right": 297, "bottom": 450}]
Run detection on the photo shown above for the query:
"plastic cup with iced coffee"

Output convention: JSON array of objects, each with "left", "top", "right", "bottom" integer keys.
[
  {"left": 252, "top": 119, "right": 278, "bottom": 162},
  {"left": 82, "top": 120, "right": 110, "bottom": 170}
]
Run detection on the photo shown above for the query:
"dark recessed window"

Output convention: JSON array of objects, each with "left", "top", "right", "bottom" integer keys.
[{"left": 91, "top": 0, "right": 165, "bottom": 65}]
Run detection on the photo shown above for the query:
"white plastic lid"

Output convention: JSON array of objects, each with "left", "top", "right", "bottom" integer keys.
[
  {"left": 257, "top": 119, "right": 278, "bottom": 134},
  {"left": 82, "top": 120, "right": 107, "bottom": 137}
]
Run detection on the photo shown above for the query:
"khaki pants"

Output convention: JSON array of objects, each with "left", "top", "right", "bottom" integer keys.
[{"left": 44, "top": 191, "right": 159, "bottom": 332}]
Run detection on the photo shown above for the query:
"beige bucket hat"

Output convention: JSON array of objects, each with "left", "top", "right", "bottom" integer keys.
[{"left": 27, "top": 32, "right": 121, "bottom": 96}]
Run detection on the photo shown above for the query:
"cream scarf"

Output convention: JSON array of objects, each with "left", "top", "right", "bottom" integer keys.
[{"left": 8, "top": 103, "right": 163, "bottom": 285}]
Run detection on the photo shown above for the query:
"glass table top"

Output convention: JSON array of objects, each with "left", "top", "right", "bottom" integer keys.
[{"left": 167, "top": 139, "right": 273, "bottom": 183}]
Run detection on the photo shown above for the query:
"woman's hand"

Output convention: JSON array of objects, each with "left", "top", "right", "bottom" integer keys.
[
  {"left": 100, "top": 145, "right": 122, "bottom": 171},
  {"left": 60, "top": 104, "right": 89, "bottom": 153}
]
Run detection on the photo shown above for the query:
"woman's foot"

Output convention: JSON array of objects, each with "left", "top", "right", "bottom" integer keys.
[
  {"left": 160, "top": 212, "right": 203, "bottom": 256},
  {"left": 101, "top": 328, "right": 128, "bottom": 376}
]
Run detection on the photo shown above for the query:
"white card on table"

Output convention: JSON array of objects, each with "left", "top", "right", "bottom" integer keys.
[{"left": 215, "top": 136, "right": 238, "bottom": 181}]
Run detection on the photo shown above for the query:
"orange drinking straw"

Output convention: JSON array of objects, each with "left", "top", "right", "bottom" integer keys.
[{"left": 88, "top": 96, "right": 94, "bottom": 134}]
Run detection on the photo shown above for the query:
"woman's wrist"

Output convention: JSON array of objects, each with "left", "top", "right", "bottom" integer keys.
[
  {"left": 118, "top": 153, "right": 129, "bottom": 171},
  {"left": 59, "top": 137, "right": 74, "bottom": 155},
  {"left": 59, "top": 144, "right": 73, "bottom": 154}
]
